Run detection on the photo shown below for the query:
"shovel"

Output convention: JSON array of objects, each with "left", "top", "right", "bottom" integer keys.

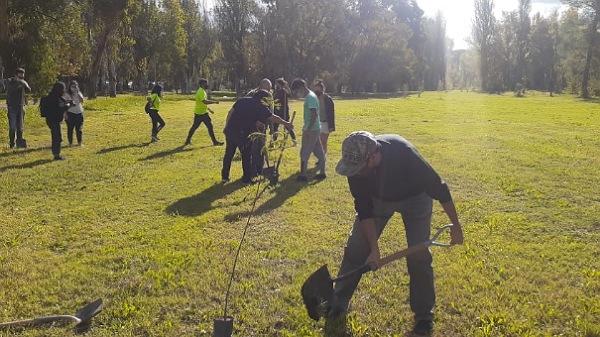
[
  {"left": 0, "top": 298, "right": 103, "bottom": 331},
  {"left": 301, "top": 225, "right": 453, "bottom": 321}
]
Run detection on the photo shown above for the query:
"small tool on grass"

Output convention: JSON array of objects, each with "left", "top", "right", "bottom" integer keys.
[
  {"left": 301, "top": 225, "right": 453, "bottom": 321},
  {"left": 0, "top": 298, "right": 103, "bottom": 332}
]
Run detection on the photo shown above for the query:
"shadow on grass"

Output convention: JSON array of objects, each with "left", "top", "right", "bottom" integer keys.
[
  {"left": 140, "top": 145, "right": 192, "bottom": 161},
  {"left": 578, "top": 97, "right": 600, "bottom": 104},
  {"left": 0, "top": 147, "right": 51, "bottom": 159},
  {"left": 0, "top": 159, "right": 53, "bottom": 173},
  {"left": 165, "top": 181, "right": 246, "bottom": 217},
  {"left": 224, "top": 169, "right": 323, "bottom": 222},
  {"left": 96, "top": 143, "right": 149, "bottom": 154}
]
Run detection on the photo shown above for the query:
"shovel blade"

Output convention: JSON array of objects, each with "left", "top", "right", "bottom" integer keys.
[
  {"left": 74, "top": 299, "right": 103, "bottom": 327},
  {"left": 301, "top": 265, "right": 334, "bottom": 321}
]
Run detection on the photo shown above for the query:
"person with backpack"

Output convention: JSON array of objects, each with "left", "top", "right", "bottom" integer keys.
[
  {"left": 5, "top": 68, "right": 31, "bottom": 149},
  {"left": 146, "top": 84, "right": 165, "bottom": 143},
  {"left": 184, "top": 78, "right": 222, "bottom": 146},
  {"left": 63, "top": 80, "right": 85, "bottom": 146},
  {"left": 41, "top": 82, "right": 71, "bottom": 160}
]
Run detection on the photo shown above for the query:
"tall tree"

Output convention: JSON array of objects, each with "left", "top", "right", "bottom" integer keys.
[
  {"left": 86, "top": 0, "right": 129, "bottom": 99},
  {"left": 214, "top": 0, "right": 256, "bottom": 95},
  {"left": 473, "top": 0, "right": 495, "bottom": 92},
  {"left": 516, "top": 0, "right": 531, "bottom": 87},
  {"left": 562, "top": 0, "right": 600, "bottom": 97}
]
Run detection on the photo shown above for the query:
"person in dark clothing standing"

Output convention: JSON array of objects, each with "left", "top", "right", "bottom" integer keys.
[
  {"left": 5, "top": 68, "right": 31, "bottom": 149},
  {"left": 271, "top": 78, "right": 290, "bottom": 140},
  {"left": 63, "top": 80, "right": 85, "bottom": 146},
  {"left": 314, "top": 80, "right": 335, "bottom": 154},
  {"left": 184, "top": 78, "right": 222, "bottom": 146},
  {"left": 329, "top": 131, "right": 464, "bottom": 336},
  {"left": 147, "top": 84, "right": 165, "bottom": 142},
  {"left": 42, "top": 82, "right": 70, "bottom": 160},
  {"left": 221, "top": 90, "right": 293, "bottom": 184}
]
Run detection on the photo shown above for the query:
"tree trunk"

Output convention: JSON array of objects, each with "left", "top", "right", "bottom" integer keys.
[
  {"left": 108, "top": 44, "right": 117, "bottom": 98},
  {"left": 0, "top": 0, "right": 9, "bottom": 71},
  {"left": 87, "top": 25, "right": 113, "bottom": 99},
  {"left": 581, "top": 11, "right": 599, "bottom": 99}
]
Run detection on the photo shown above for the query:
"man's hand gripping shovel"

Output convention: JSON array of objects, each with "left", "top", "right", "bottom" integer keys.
[{"left": 301, "top": 224, "right": 455, "bottom": 321}]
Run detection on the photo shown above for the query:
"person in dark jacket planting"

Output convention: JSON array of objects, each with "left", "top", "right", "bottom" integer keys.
[
  {"left": 329, "top": 131, "right": 464, "bottom": 336},
  {"left": 42, "top": 82, "right": 71, "bottom": 160},
  {"left": 221, "top": 90, "right": 293, "bottom": 184}
]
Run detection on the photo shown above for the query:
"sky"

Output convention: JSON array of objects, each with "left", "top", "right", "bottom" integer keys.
[{"left": 204, "top": 0, "right": 567, "bottom": 50}]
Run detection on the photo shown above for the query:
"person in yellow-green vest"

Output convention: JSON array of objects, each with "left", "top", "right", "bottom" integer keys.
[
  {"left": 184, "top": 78, "right": 223, "bottom": 146},
  {"left": 147, "top": 84, "right": 166, "bottom": 143}
]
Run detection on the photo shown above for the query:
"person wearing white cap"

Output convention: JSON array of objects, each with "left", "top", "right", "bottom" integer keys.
[{"left": 330, "top": 131, "right": 464, "bottom": 336}]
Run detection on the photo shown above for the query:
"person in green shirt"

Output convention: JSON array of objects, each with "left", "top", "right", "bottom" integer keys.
[
  {"left": 290, "top": 78, "right": 326, "bottom": 182},
  {"left": 184, "top": 78, "right": 223, "bottom": 146},
  {"left": 147, "top": 84, "right": 165, "bottom": 143}
]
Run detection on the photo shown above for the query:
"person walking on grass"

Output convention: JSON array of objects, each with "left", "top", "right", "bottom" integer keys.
[
  {"left": 147, "top": 84, "right": 165, "bottom": 143},
  {"left": 313, "top": 80, "right": 335, "bottom": 154},
  {"left": 184, "top": 78, "right": 222, "bottom": 146},
  {"left": 63, "top": 80, "right": 85, "bottom": 146},
  {"left": 328, "top": 131, "right": 464, "bottom": 336},
  {"left": 5, "top": 68, "right": 31, "bottom": 149},
  {"left": 41, "top": 82, "right": 70, "bottom": 160},
  {"left": 221, "top": 90, "right": 293, "bottom": 184},
  {"left": 290, "top": 78, "right": 326, "bottom": 182}
]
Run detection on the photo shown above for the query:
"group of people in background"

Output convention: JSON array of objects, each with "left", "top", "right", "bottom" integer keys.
[
  {"left": 4, "top": 68, "right": 85, "bottom": 160},
  {"left": 142, "top": 76, "right": 336, "bottom": 185},
  {"left": 3, "top": 68, "right": 336, "bottom": 183}
]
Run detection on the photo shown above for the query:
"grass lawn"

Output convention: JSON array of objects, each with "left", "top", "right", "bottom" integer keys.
[{"left": 0, "top": 91, "right": 599, "bottom": 337}]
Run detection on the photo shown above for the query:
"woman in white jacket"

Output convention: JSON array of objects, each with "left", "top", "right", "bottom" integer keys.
[{"left": 63, "top": 80, "right": 85, "bottom": 146}]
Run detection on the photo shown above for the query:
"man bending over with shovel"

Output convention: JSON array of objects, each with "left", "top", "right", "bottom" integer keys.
[{"left": 331, "top": 131, "right": 464, "bottom": 336}]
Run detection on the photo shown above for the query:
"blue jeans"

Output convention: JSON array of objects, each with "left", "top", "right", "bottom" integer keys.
[{"left": 333, "top": 193, "right": 435, "bottom": 321}]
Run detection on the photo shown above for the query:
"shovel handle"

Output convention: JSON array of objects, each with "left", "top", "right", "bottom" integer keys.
[
  {"left": 0, "top": 315, "right": 81, "bottom": 329},
  {"left": 333, "top": 225, "right": 453, "bottom": 281}
]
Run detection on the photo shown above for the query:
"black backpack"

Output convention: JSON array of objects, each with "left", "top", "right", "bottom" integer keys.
[
  {"left": 144, "top": 96, "right": 157, "bottom": 114},
  {"left": 39, "top": 95, "right": 50, "bottom": 118}
]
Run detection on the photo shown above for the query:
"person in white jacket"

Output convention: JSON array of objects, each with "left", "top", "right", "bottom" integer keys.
[{"left": 63, "top": 80, "right": 85, "bottom": 146}]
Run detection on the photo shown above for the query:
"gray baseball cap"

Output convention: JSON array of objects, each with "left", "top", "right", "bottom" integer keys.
[{"left": 335, "top": 131, "right": 379, "bottom": 177}]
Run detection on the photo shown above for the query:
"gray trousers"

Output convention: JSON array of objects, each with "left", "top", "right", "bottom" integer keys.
[
  {"left": 7, "top": 105, "right": 25, "bottom": 131},
  {"left": 300, "top": 130, "right": 326, "bottom": 174},
  {"left": 334, "top": 193, "right": 435, "bottom": 321}
]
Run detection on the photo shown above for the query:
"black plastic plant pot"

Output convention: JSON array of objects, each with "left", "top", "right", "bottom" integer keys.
[{"left": 213, "top": 316, "right": 234, "bottom": 337}]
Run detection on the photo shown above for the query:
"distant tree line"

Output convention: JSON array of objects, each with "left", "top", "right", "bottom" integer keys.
[
  {"left": 0, "top": 0, "right": 597, "bottom": 98},
  {"left": 0, "top": 0, "right": 450, "bottom": 97},
  {"left": 468, "top": 0, "right": 600, "bottom": 97}
]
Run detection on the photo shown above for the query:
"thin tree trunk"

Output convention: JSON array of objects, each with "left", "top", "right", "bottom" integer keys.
[
  {"left": 581, "top": 11, "right": 599, "bottom": 98},
  {"left": 88, "top": 25, "right": 113, "bottom": 99},
  {"left": 108, "top": 44, "right": 117, "bottom": 98},
  {"left": 0, "top": 0, "right": 9, "bottom": 71}
]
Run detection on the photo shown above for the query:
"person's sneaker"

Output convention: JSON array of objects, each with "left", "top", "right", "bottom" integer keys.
[
  {"left": 9, "top": 143, "right": 15, "bottom": 149},
  {"left": 412, "top": 320, "right": 433, "bottom": 336},
  {"left": 16, "top": 140, "right": 27, "bottom": 149},
  {"left": 296, "top": 175, "right": 308, "bottom": 182},
  {"left": 53, "top": 155, "right": 65, "bottom": 161},
  {"left": 184, "top": 140, "right": 191, "bottom": 146},
  {"left": 151, "top": 136, "right": 158, "bottom": 143},
  {"left": 241, "top": 177, "right": 253, "bottom": 184},
  {"left": 315, "top": 173, "right": 327, "bottom": 180},
  {"left": 213, "top": 141, "right": 224, "bottom": 146},
  {"left": 221, "top": 178, "right": 230, "bottom": 184}
]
